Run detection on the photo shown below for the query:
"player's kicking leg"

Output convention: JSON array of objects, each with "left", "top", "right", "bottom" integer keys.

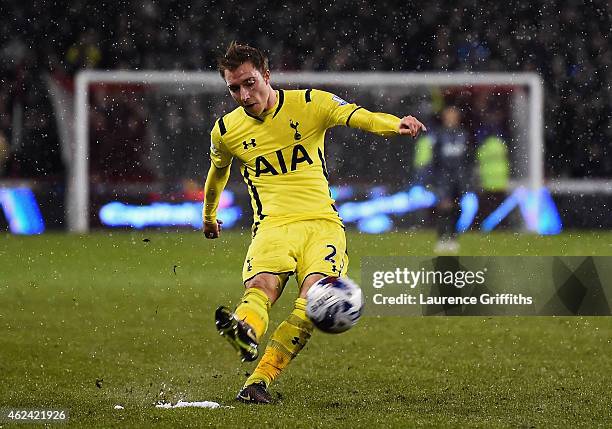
[
  {"left": 215, "top": 272, "right": 286, "bottom": 404},
  {"left": 215, "top": 273, "right": 281, "bottom": 362},
  {"left": 215, "top": 306, "right": 260, "bottom": 362},
  {"left": 236, "top": 273, "right": 323, "bottom": 404}
]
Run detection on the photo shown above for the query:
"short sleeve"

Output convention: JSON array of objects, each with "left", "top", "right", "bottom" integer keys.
[{"left": 210, "top": 120, "right": 233, "bottom": 168}]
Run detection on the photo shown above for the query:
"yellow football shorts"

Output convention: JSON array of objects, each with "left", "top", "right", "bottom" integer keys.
[{"left": 242, "top": 219, "right": 349, "bottom": 288}]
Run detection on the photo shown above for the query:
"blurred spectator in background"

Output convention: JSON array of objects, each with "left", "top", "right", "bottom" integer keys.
[
  {"left": 477, "top": 137, "right": 509, "bottom": 194},
  {"left": 65, "top": 30, "right": 102, "bottom": 74},
  {"left": 475, "top": 110, "right": 510, "bottom": 222},
  {"left": 412, "top": 132, "right": 434, "bottom": 187}
]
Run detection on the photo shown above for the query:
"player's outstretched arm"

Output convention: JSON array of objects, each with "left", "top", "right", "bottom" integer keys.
[
  {"left": 315, "top": 90, "right": 426, "bottom": 138},
  {"left": 203, "top": 163, "right": 231, "bottom": 239},
  {"left": 349, "top": 109, "right": 427, "bottom": 138}
]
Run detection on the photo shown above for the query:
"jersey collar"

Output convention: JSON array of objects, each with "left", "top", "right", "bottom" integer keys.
[
  {"left": 242, "top": 90, "right": 284, "bottom": 122},
  {"left": 272, "top": 89, "right": 284, "bottom": 118}
]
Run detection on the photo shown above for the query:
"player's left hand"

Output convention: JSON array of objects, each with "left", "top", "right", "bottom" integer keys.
[{"left": 398, "top": 116, "right": 427, "bottom": 138}]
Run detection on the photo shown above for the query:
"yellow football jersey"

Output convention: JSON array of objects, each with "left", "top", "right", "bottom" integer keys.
[{"left": 209, "top": 89, "right": 400, "bottom": 230}]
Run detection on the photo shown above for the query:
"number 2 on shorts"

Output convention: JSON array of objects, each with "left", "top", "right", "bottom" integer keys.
[{"left": 325, "top": 244, "right": 337, "bottom": 264}]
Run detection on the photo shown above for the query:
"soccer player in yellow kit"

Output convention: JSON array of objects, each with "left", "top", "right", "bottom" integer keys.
[{"left": 204, "top": 42, "right": 426, "bottom": 403}]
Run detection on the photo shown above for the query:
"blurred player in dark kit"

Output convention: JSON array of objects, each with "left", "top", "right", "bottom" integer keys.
[{"left": 431, "top": 106, "right": 472, "bottom": 253}]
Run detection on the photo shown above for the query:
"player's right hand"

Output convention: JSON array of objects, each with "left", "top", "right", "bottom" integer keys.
[
  {"left": 398, "top": 115, "right": 427, "bottom": 138},
  {"left": 203, "top": 219, "right": 223, "bottom": 239}
]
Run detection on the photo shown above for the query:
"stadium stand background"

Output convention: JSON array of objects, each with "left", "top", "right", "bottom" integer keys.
[{"left": 1, "top": 1, "right": 610, "bottom": 195}]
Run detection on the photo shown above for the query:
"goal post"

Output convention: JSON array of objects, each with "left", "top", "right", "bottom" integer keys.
[{"left": 70, "top": 70, "right": 545, "bottom": 233}]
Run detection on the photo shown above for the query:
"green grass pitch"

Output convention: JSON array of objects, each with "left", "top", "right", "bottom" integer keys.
[{"left": 1, "top": 230, "right": 611, "bottom": 428}]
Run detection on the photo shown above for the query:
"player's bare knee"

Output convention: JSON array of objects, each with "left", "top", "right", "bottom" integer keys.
[
  {"left": 245, "top": 273, "right": 281, "bottom": 303},
  {"left": 299, "top": 273, "right": 326, "bottom": 298}
]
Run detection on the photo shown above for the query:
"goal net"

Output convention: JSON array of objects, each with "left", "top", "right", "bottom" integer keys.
[{"left": 68, "top": 71, "right": 545, "bottom": 233}]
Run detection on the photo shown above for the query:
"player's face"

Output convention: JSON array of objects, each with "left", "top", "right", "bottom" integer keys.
[{"left": 224, "top": 62, "right": 271, "bottom": 116}]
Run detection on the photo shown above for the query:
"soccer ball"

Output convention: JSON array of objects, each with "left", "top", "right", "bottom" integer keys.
[{"left": 305, "top": 276, "right": 364, "bottom": 334}]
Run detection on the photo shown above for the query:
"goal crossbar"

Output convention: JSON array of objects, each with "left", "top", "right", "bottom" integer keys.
[{"left": 71, "top": 71, "right": 545, "bottom": 232}]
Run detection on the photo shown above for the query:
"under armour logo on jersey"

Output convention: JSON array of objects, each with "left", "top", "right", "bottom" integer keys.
[
  {"left": 242, "top": 138, "right": 256, "bottom": 149},
  {"left": 289, "top": 120, "right": 301, "bottom": 140}
]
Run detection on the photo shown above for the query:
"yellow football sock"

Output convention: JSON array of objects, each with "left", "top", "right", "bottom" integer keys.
[
  {"left": 234, "top": 288, "right": 270, "bottom": 341},
  {"left": 245, "top": 297, "right": 314, "bottom": 388}
]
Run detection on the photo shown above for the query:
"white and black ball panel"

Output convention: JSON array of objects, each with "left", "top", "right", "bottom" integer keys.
[{"left": 306, "top": 276, "right": 364, "bottom": 334}]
